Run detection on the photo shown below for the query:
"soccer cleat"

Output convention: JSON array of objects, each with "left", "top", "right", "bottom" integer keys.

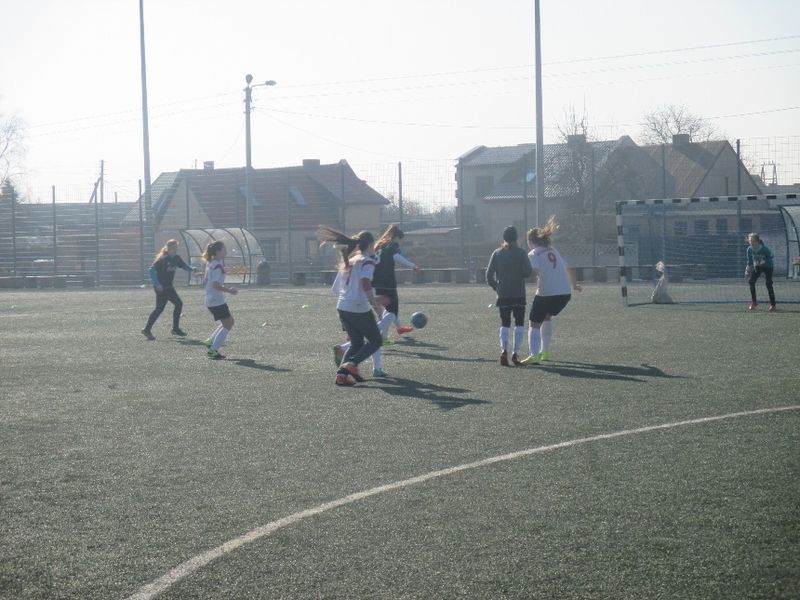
[
  {"left": 333, "top": 344, "right": 345, "bottom": 366},
  {"left": 372, "top": 368, "right": 388, "bottom": 378},
  {"left": 500, "top": 351, "right": 509, "bottom": 366},
  {"left": 520, "top": 354, "right": 541, "bottom": 365},
  {"left": 768, "top": 304, "right": 777, "bottom": 312},
  {"left": 141, "top": 328, "right": 155, "bottom": 341},
  {"left": 748, "top": 302, "right": 758, "bottom": 311},
  {"left": 511, "top": 353, "right": 521, "bottom": 366},
  {"left": 171, "top": 328, "right": 187, "bottom": 337},
  {"left": 207, "top": 349, "right": 225, "bottom": 359},
  {"left": 335, "top": 372, "right": 355, "bottom": 386},
  {"left": 203, "top": 338, "right": 213, "bottom": 348},
  {"left": 341, "top": 364, "right": 365, "bottom": 382},
  {"left": 397, "top": 326, "right": 414, "bottom": 335},
  {"left": 382, "top": 337, "right": 395, "bottom": 347},
  {"left": 540, "top": 351, "right": 551, "bottom": 361}
]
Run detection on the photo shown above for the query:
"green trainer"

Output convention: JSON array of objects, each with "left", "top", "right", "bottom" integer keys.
[
  {"left": 203, "top": 338, "right": 213, "bottom": 348},
  {"left": 540, "top": 351, "right": 551, "bottom": 361},
  {"left": 520, "top": 353, "right": 541, "bottom": 365}
]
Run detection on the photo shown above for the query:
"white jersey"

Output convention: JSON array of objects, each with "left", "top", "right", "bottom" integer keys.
[
  {"left": 528, "top": 246, "right": 571, "bottom": 296},
  {"left": 204, "top": 259, "right": 226, "bottom": 307},
  {"left": 335, "top": 254, "right": 376, "bottom": 313}
]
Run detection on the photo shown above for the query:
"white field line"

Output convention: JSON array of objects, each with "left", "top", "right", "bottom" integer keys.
[{"left": 126, "top": 405, "right": 800, "bottom": 600}]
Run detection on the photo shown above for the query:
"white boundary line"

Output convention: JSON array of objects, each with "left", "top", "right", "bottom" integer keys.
[{"left": 126, "top": 405, "right": 800, "bottom": 600}]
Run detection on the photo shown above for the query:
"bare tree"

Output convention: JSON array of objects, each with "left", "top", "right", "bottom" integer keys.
[
  {"left": 0, "top": 111, "right": 26, "bottom": 185},
  {"left": 639, "top": 104, "right": 718, "bottom": 144},
  {"left": 556, "top": 103, "right": 595, "bottom": 142}
]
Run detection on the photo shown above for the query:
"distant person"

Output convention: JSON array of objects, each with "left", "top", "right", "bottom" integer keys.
[
  {"left": 203, "top": 241, "right": 238, "bottom": 359},
  {"left": 486, "top": 225, "right": 533, "bottom": 366},
  {"left": 745, "top": 233, "right": 776, "bottom": 311},
  {"left": 521, "top": 216, "right": 581, "bottom": 365},
  {"left": 141, "top": 239, "right": 198, "bottom": 340},
  {"left": 318, "top": 226, "right": 384, "bottom": 386}
]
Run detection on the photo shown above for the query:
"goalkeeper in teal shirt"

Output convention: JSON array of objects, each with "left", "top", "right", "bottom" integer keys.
[{"left": 745, "top": 233, "right": 776, "bottom": 311}]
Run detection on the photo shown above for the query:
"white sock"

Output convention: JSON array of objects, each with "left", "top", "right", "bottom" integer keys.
[
  {"left": 340, "top": 340, "right": 352, "bottom": 353},
  {"left": 372, "top": 348, "right": 382, "bottom": 370},
  {"left": 500, "top": 326, "right": 509, "bottom": 351},
  {"left": 529, "top": 327, "right": 541, "bottom": 356},
  {"left": 211, "top": 327, "right": 229, "bottom": 351},
  {"left": 513, "top": 326, "right": 524, "bottom": 355},
  {"left": 541, "top": 321, "right": 553, "bottom": 353},
  {"left": 209, "top": 323, "right": 224, "bottom": 342},
  {"left": 379, "top": 312, "right": 395, "bottom": 338}
]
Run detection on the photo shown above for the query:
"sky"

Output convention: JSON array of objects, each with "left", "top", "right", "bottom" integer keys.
[{"left": 2, "top": 0, "right": 799, "bottom": 204}]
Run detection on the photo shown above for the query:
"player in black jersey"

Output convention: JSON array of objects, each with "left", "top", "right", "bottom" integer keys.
[{"left": 141, "top": 239, "right": 199, "bottom": 340}]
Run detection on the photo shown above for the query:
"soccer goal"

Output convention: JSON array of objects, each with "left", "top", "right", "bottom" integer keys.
[{"left": 616, "top": 194, "right": 800, "bottom": 306}]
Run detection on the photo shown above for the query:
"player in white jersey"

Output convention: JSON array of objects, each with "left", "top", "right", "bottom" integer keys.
[
  {"left": 521, "top": 216, "right": 581, "bottom": 365},
  {"left": 202, "top": 240, "right": 238, "bottom": 359}
]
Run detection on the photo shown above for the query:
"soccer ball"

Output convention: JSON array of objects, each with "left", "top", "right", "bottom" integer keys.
[{"left": 410, "top": 311, "right": 428, "bottom": 329}]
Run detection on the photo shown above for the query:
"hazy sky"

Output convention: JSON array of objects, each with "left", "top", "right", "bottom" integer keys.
[{"left": 2, "top": 0, "right": 799, "bottom": 202}]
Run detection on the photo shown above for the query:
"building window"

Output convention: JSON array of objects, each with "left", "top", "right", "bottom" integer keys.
[
  {"left": 694, "top": 220, "right": 709, "bottom": 235},
  {"left": 673, "top": 221, "right": 687, "bottom": 236},
  {"left": 306, "top": 237, "right": 318, "bottom": 260},
  {"left": 475, "top": 175, "right": 494, "bottom": 197},
  {"left": 261, "top": 238, "right": 281, "bottom": 262},
  {"left": 715, "top": 218, "right": 728, "bottom": 235}
]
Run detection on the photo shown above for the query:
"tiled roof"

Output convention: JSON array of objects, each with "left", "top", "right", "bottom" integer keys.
[
  {"left": 639, "top": 141, "right": 728, "bottom": 197},
  {"left": 11, "top": 202, "right": 137, "bottom": 234}
]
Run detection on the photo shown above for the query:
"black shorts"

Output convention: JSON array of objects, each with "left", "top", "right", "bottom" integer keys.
[
  {"left": 208, "top": 303, "right": 232, "bottom": 321},
  {"left": 497, "top": 296, "right": 526, "bottom": 327},
  {"left": 529, "top": 294, "right": 571, "bottom": 323},
  {"left": 374, "top": 288, "right": 399, "bottom": 316}
]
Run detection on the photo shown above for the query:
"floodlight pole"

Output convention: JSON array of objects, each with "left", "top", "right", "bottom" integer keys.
[
  {"left": 139, "top": 0, "right": 153, "bottom": 254},
  {"left": 534, "top": 0, "right": 545, "bottom": 226},
  {"left": 243, "top": 74, "right": 276, "bottom": 232}
]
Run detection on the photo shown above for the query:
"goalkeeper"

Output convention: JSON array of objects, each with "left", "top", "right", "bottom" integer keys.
[{"left": 745, "top": 233, "right": 776, "bottom": 311}]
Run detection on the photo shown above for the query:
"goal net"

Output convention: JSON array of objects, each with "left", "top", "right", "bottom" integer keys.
[{"left": 616, "top": 194, "right": 800, "bottom": 306}]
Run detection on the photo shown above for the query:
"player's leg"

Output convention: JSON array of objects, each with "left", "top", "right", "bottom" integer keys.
[
  {"left": 522, "top": 297, "right": 546, "bottom": 364},
  {"left": 748, "top": 268, "right": 760, "bottom": 309},
  {"left": 498, "top": 304, "right": 512, "bottom": 365},
  {"left": 764, "top": 267, "right": 776, "bottom": 308},
  {"left": 540, "top": 294, "right": 570, "bottom": 359},
  {"left": 167, "top": 288, "right": 186, "bottom": 334},
  {"left": 142, "top": 289, "right": 168, "bottom": 338},
  {"left": 512, "top": 305, "right": 525, "bottom": 365}
]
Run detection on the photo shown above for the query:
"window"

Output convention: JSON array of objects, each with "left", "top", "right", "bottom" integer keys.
[
  {"left": 694, "top": 220, "right": 709, "bottom": 235},
  {"left": 715, "top": 218, "right": 728, "bottom": 235},
  {"left": 261, "top": 238, "right": 281, "bottom": 262},
  {"left": 475, "top": 175, "right": 494, "bottom": 197},
  {"left": 306, "top": 237, "right": 318, "bottom": 260},
  {"left": 673, "top": 221, "right": 687, "bottom": 236}
]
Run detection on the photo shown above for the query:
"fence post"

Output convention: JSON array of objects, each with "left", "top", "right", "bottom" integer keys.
[
  {"left": 398, "top": 161, "right": 404, "bottom": 227},
  {"left": 139, "top": 179, "right": 145, "bottom": 284},
  {"left": 93, "top": 180, "right": 100, "bottom": 287},
  {"left": 52, "top": 186, "right": 58, "bottom": 275},
  {"left": 11, "top": 187, "right": 17, "bottom": 275}
]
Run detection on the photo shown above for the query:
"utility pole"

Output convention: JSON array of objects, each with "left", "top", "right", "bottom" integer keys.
[
  {"left": 139, "top": 0, "right": 153, "bottom": 254},
  {"left": 534, "top": 0, "right": 545, "bottom": 226}
]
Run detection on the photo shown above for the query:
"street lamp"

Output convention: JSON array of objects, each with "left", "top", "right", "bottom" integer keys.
[{"left": 244, "top": 73, "right": 276, "bottom": 231}]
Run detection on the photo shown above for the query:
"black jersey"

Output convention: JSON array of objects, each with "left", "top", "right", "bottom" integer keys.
[
  {"left": 372, "top": 242, "right": 401, "bottom": 289},
  {"left": 151, "top": 254, "right": 189, "bottom": 288}
]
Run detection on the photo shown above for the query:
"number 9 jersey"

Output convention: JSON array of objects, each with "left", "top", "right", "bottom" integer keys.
[{"left": 528, "top": 246, "right": 572, "bottom": 296}]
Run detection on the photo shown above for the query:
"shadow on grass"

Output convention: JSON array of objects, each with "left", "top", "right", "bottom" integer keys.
[
  {"left": 536, "top": 361, "right": 683, "bottom": 383},
  {"left": 176, "top": 339, "right": 211, "bottom": 348},
  {"left": 390, "top": 337, "right": 447, "bottom": 350},
  {"left": 386, "top": 348, "right": 495, "bottom": 364},
  {"left": 365, "top": 376, "right": 488, "bottom": 410},
  {"left": 229, "top": 358, "right": 291, "bottom": 373}
]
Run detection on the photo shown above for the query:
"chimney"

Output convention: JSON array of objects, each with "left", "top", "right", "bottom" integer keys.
[
  {"left": 203, "top": 161, "right": 215, "bottom": 171},
  {"left": 672, "top": 134, "right": 692, "bottom": 146},
  {"left": 567, "top": 134, "right": 587, "bottom": 147},
  {"left": 302, "top": 159, "right": 321, "bottom": 168}
]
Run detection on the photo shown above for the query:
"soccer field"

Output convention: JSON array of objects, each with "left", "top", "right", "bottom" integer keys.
[{"left": 1, "top": 284, "right": 798, "bottom": 599}]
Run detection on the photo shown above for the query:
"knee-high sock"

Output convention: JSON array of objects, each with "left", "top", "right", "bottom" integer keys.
[
  {"left": 540, "top": 321, "right": 553, "bottom": 353},
  {"left": 209, "top": 323, "right": 224, "bottom": 342},
  {"left": 372, "top": 347, "right": 382, "bottom": 370},
  {"left": 500, "top": 326, "right": 509, "bottom": 351},
  {"left": 211, "top": 327, "right": 229, "bottom": 351},
  {"left": 378, "top": 312, "right": 395, "bottom": 338},
  {"left": 529, "top": 327, "right": 541, "bottom": 356},
  {"left": 513, "top": 326, "right": 525, "bottom": 354}
]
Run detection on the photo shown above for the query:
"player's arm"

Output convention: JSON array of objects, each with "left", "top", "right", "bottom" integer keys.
[
  {"left": 395, "top": 253, "right": 420, "bottom": 271},
  {"left": 486, "top": 252, "right": 498, "bottom": 290},
  {"left": 148, "top": 264, "right": 163, "bottom": 291}
]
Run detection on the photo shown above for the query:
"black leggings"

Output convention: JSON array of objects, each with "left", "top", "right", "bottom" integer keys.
[
  {"left": 338, "top": 309, "right": 382, "bottom": 367},
  {"left": 748, "top": 266, "right": 775, "bottom": 305},
  {"left": 145, "top": 287, "right": 183, "bottom": 330},
  {"left": 499, "top": 305, "right": 525, "bottom": 327}
]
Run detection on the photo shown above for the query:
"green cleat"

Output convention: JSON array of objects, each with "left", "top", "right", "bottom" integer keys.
[
  {"left": 207, "top": 349, "right": 225, "bottom": 359},
  {"left": 520, "top": 353, "right": 541, "bottom": 365},
  {"left": 540, "top": 351, "right": 551, "bottom": 361},
  {"left": 333, "top": 344, "right": 344, "bottom": 366},
  {"left": 382, "top": 337, "right": 395, "bottom": 347},
  {"left": 203, "top": 338, "right": 213, "bottom": 348}
]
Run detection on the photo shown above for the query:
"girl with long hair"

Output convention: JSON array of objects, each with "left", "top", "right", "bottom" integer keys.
[
  {"left": 202, "top": 240, "right": 238, "bottom": 359},
  {"left": 521, "top": 216, "right": 581, "bottom": 365},
  {"left": 745, "top": 233, "right": 777, "bottom": 311},
  {"left": 141, "top": 239, "right": 199, "bottom": 340},
  {"left": 318, "top": 225, "right": 384, "bottom": 386},
  {"left": 486, "top": 225, "right": 533, "bottom": 365}
]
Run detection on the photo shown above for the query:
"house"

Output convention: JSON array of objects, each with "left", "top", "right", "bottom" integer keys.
[{"left": 135, "top": 159, "right": 389, "bottom": 279}]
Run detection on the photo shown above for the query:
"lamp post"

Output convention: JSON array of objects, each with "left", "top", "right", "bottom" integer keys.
[{"left": 244, "top": 73, "right": 276, "bottom": 231}]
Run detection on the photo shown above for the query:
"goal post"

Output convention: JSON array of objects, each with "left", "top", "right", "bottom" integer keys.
[{"left": 616, "top": 194, "right": 800, "bottom": 306}]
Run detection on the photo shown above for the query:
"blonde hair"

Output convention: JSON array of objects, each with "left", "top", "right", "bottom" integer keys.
[
  {"left": 746, "top": 232, "right": 762, "bottom": 244},
  {"left": 317, "top": 225, "right": 374, "bottom": 270},
  {"left": 153, "top": 239, "right": 179, "bottom": 263},
  {"left": 202, "top": 240, "right": 225, "bottom": 263},
  {"left": 527, "top": 215, "right": 559, "bottom": 247},
  {"left": 375, "top": 223, "right": 403, "bottom": 251}
]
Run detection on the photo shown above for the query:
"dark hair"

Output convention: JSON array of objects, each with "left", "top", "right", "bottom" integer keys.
[
  {"left": 202, "top": 240, "right": 225, "bottom": 262},
  {"left": 502, "top": 226, "right": 517, "bottom": 248},
  {"left": 746, "top": 232, "right": 762, "bottom": 244},
  {"left": 317, "top": 225, "right": 374, "bottom": 270},
  {"left": 375, "top": 223, "right": 404, "bottom": 251},
  {"left": 528, "top": 215, "right": 559, "bottom": 247}
]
